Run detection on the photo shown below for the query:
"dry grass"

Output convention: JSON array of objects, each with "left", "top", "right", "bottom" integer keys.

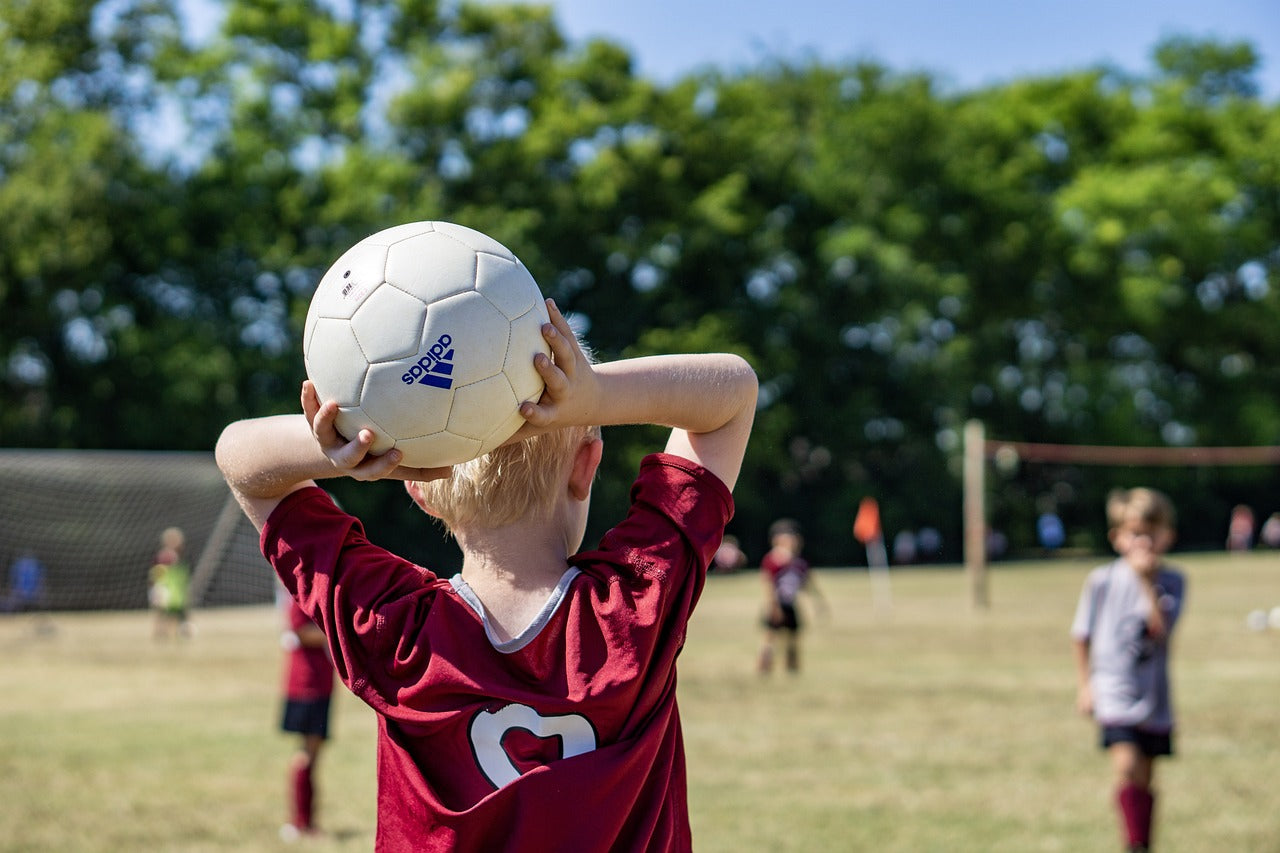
[{"left": 2, "top": 552, "right": 1278, "bottom": 851}]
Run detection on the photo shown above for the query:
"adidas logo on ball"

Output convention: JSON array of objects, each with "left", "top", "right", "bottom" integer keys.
[{"left": 401, "top": 333, "right": 456, "bottom": 389}]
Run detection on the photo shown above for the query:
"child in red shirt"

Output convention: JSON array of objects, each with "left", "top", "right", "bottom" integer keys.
[
  {"left": 758, "top": 518, "right": 824, "bottom": 674},
  {"left": 278, "top": 595, "right": 334, "bottom": 839},
  {"left": 218, "top": 300, "right": 757, "bottom": 851}
]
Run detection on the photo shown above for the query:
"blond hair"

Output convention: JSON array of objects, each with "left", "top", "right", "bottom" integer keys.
[
  {"left": 411, "top": 425, "right": 600, "bottom": 533},
  {"left": 1105, "top": 487, "right": 1177, "bottom": 531}
]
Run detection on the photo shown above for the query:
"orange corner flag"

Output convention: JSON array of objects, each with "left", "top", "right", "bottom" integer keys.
[{"left": 853, "top": 497, "right": 881, "bottom": 544}]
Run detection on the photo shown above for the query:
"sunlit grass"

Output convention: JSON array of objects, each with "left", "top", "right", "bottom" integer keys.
[{"left": 2, "top": 552, "right": 1278, "bottom": 851}]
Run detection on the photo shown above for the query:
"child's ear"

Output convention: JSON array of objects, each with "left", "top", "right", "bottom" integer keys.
[
  {"left": 405, "top": 480, "right": 442, "bottom": 518},
  {"left": 568, "top": 437, "right": 604, "bottom": 501}
]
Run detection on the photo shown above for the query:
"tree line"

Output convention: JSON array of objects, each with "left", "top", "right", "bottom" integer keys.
[{"left": 3, "top": 0, "right": 1278, "bottom": 566}]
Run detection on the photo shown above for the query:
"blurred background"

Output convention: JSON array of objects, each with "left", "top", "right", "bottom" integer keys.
[{"left": 2, "top": 0, "right": 1279, "bottom": 581}]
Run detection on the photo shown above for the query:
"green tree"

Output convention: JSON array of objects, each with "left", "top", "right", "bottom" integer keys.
[{"left": 3, "top": 2, "right": 1278, "bottom": 561}]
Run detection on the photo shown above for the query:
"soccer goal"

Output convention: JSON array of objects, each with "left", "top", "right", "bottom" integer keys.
[
  {"left": 0, "top": 450, "right": 271, "bottom": 611},
  {"left": 962, "top": 420, "right": 1280, "bottom": 608}
]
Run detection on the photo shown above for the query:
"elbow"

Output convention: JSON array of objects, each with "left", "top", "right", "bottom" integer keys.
[
  {"left": 214, "top": 420, "right": 249, "bottom": 488},
  {"left": 727, "top": 355, "right": 759, "bottom": 408}
]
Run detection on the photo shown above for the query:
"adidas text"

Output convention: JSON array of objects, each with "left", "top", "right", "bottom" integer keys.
[{"left": 402, "top": 333, "right": 455, "bottom": 389}]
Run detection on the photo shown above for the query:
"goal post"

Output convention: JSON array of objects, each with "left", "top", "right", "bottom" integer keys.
[
  {"left": 963, "top": 421, "right": 989, "bottom": 609},
  {"left": 962, "top": 419, "right": 1280, "bottom": 608},
  {"left": 0, "top": 450, "right": 273, "bottom": 612}
]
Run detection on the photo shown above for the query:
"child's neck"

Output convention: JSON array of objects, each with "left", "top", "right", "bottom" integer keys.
[{"left": 455, "top": 519, "right": 576, "bottom": 643}]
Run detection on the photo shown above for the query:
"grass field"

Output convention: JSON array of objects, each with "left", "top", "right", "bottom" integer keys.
[{"left": 2, "top": 552, "right": 1279, "bottom": 852}]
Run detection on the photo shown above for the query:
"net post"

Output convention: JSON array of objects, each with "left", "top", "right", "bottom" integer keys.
[
  {"left": 188, "top": 490, "right": 246, "bottom": 608},
  {"left": 963, "top": 419, "right": 989, "bottom": 609}
]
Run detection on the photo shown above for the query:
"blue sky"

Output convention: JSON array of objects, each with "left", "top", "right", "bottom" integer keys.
[
  {"left": 177, "top": 1, "right": 1280, "bottom": 99},
  {"left": 536, "top": 0, "right": 1280, "bottom": 98}
]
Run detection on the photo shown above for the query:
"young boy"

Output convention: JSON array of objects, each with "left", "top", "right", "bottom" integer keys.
[
  {"left": 757, "top": 518, "right": 824, "bottom": 674},
  {"left": 278, "top": 593, "right": 335, "bottom": 840},
  {"left": 148, "top": 527, "right": 191, "bottom": 640},
  {"left": 216, "top": 300, "right": 757, "bottom": 851},
  {"left": 1071, "top": 487, "right": 1186, "bottom": 853}
]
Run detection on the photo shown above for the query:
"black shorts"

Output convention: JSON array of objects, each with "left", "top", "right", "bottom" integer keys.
[
  {"left": 281, "top": 697, "right": 331, "bottom": 739},
  {"left": 1100, "top": 725, "right": 1173, "bottom": 757},
  {"left": 763, "top": 602, "right": 800, "bottom": 632}
]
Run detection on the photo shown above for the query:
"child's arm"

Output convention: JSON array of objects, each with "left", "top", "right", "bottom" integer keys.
[
  {"left": 1139, "top": 573, "right": 1168, "bottom": 640},
  {"left": 215, "top": 384, "right": 450, "bottom": 531},
  {"left": 1072, "top": 637, "right": 1093, "bottom": 716},
  {"left": 761, "top": 570, "right": 782, "bottom": 622},
  {"left": 294, "top": 621, "right": 327, "bottom": 649},
  {"left": 518, "top": 300, "right": 758, "bottom": 490}
]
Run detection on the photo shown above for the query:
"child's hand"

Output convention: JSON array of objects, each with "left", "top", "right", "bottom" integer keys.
[
  {"left": 1125, "top": 541, "right": 1162, "bottom": 578},
  {"left": 301, "top": 381, "right": 450, "bottom": 483},
  {"left": 516, "top": 299, "right": 601, "bottom": 433},
  {"left": 1112, "top": 522, "right": 1172, "bottom": 578},
  {"left": 1075, "top": 683, "right": 1093, "bottom": 717}
]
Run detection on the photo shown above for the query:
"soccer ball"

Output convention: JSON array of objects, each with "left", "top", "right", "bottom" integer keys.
[{"left": 303, "top": 221, "right": 551, "bottom": 468}]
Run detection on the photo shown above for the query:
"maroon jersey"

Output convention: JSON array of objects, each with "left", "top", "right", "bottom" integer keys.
[
  {"left": 262, "top": 453, "right": 733, "bottom": 852},
  {"left": 282, "top": 598, "right": 335, "bottom": 701},
  {"left": 761, "top": 551, "right": 809, "bottom": 605}
]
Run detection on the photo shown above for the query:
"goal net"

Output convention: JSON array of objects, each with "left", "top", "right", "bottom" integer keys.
[
  {"left": 962, "top": 420, "right": 1280, "bottom": 607},
  {"left": 0, "top": 450, "right": 272, "bottom": 611}
]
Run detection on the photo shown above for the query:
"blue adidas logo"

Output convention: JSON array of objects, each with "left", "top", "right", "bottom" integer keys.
[{"left": 400, "top": 333, "right": 455, "bottom": 389}]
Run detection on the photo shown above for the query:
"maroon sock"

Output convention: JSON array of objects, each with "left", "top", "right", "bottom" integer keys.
[
  {"left": 292, "top": 762, "right": 315, "bottom": 830},
  {"left": 1116, "top": 784, "right": 1154, "bottom": 847}
]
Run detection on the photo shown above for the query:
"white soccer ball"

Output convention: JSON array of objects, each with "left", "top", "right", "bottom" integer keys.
[{"left": 303, "top": 221, "right": 550, "bottom": 468}]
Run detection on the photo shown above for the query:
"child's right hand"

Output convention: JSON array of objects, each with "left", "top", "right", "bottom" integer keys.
[
  {"left": 515, "top": 299, "right": 601, "bottom": 434},
  {"left": 301, "top": 380, "right": 450, "bottom": 483}
]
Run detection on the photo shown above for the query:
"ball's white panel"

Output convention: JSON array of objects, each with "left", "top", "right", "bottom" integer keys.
[
  {"left": 384, "top": 231, "right": 477, "bottom": 303},
  {"left": 303, "top": 309, "right": 318, "bottom": 356},
  {"left": 351, "top": 286, "right": 428, "bottom": 363},
  {"left": 364, "top": 221, "right": 436, "bottom": 246},
  {"left": 305, "top": 318, "right": 370, "bottom": 407},
  {"left": 333, "top": 407, "right": 394, "bottom": 455},
  {"left": 360, "top": 360, "right": 452, "bottom": 439},
  {"left": 475, "top": 252, "right": 540, "bottom": 319},
  {"left": 421, "top": 292, "right": 511, "bottom": 385},
  {"left": 448, "top": 374, "right": 519, "bottom": 439},
  {"left": 395, "top": 431, "right": 483, "bottom": 468},
  {"left": 477, "top": 405, "right": 527, "bottom": 456},
  {"left": 503, "top": 304, "right": 551, "bottom": 402},
  {"left": 430, "top": 221, "right": 517, "bottom": 262},
  {"left": 306, "top": 242, "right": 389, "bottom": 323}
]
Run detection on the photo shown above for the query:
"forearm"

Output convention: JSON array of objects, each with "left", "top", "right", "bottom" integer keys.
[
  {"left": 591, "top": 354, "right": 757, "bottom": 433},
  {"left": 1142, "top": 581, "right": 1168, "bottom": 639},
  {"left": 596, "top": 354, "right": 757, "bottom": 489},
  {"left": 1071, "top": 638, "right": 1091, "bottom": 687},
  {"left": 215, "top": 415, "right": 331, "bottom": 500},
  {"left": 295, "top": 622, "right": 327, "bottom": 648}
]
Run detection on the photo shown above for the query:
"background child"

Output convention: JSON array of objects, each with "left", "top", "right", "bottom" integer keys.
[
  {"left": 148, "top": 527, "right": 191, "bottom": 639},
  {"left": 1225, "top": 503, "right": 1254, "bottom": 551},
  {"left": 216, "top": 300, "right": 757, "bottom": 851},
  {"left": 1071, "top": 487, "right": 1186, "bottom": 853},
  {"left": 758, "top": 518, "right": 824, "bottom": 674},
  {"left": 278, "top": 591, "right": 335, "bottom": 841}
]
